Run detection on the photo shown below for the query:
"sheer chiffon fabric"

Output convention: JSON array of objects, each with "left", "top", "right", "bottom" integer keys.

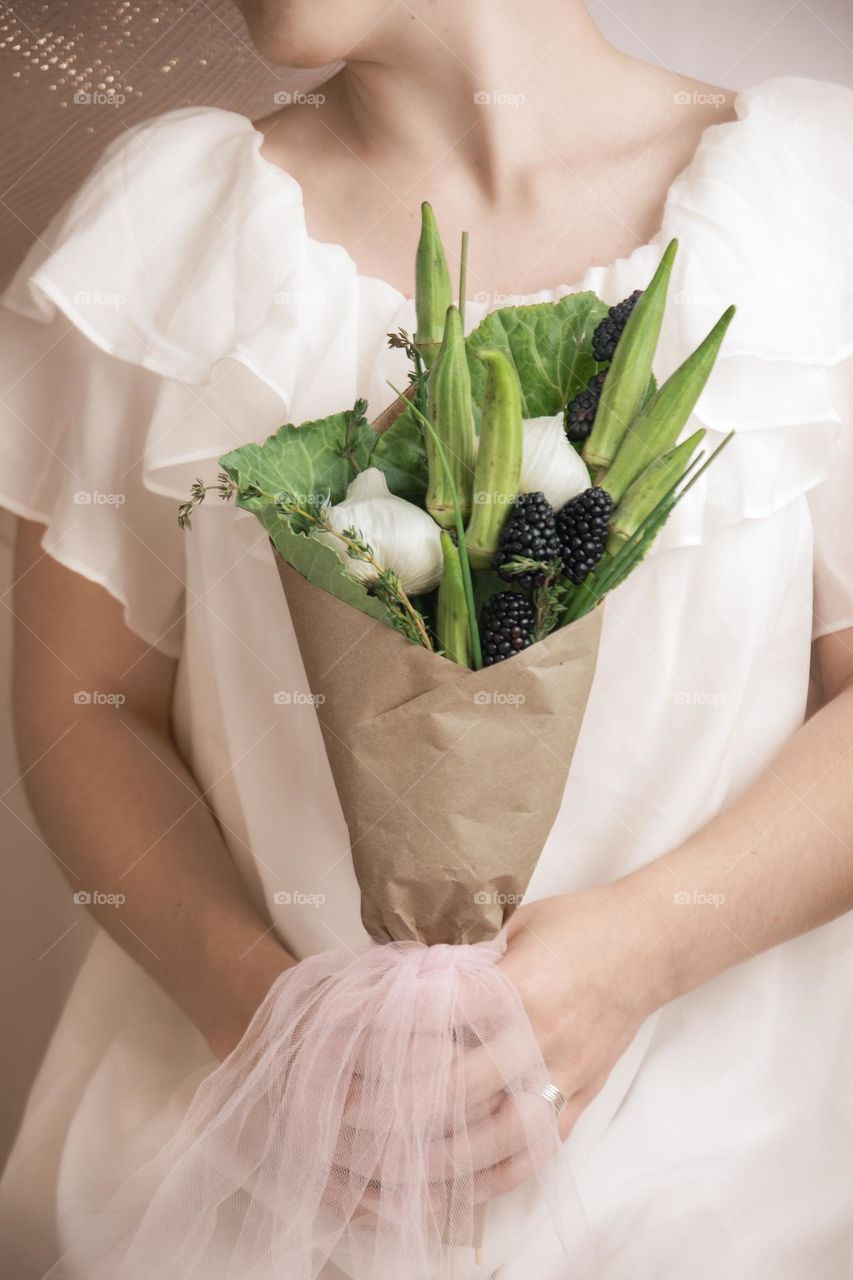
[{"left": 44, "top": 939, "right": 595, "bottom": 1280}]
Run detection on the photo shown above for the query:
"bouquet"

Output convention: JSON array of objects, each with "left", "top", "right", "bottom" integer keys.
[{"left": 77, "top": 211, "right": 734, "bottom": 1280}]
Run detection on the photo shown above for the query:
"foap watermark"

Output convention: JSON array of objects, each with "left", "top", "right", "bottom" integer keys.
[
  {"left": 73, "top": 290, "right": 125, "bottom": 308},
  {"left": 74, "top": 88, "right": 126, "bottom": 108},
  {"left": 473, "top": 690, "right": 525, "bottom": 706},
  {"left": 73, "top": 890, "right": 126, "bottom": 907},
  {"left": 273, "top": 90, "right": 326, "bottom": 108},
  {"left": 673, "top": 890, "right": 726, "bottom": 908},
  {"left": 473, "top": 290, "right": 531, "bottom": 308},
  {"left": 672, "top": 287, "right": 721, "bottom": 308},
  {"left": 473, "top": 890, "right": 524, "bottom": 907},
  {"left": 674, "top": 90, "right": 727, "bottom": 109},
  {"left": 272, "top": 490, "right": 329, "bottom": 506},
  {"left": 273, "top": 690, "right": 326, "bottom": 706},
  {"left": 472, "top": 490, "right": 516, "bottom": 506},
  {"left": 273, "top": 288, "right": 313, "bottom": 307},
  {"left": 673, "top": 690, "right": 726, "bottom": 707},
  {"left": 273, "top": 890, "right": 326, "bottom": 907},
  {"left": 73, "top": 690, "right": 126, "bottom": 707},
  {"left": 473, "top": 90, "right": 526, "bottom": 109},
  {"left": 73, "top": 490, "right": 126, "bottom": 506}
]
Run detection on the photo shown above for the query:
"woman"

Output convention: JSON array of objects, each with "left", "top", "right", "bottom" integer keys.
[{"left": 1, "top": 0, "right": 852, "bottom": 1275}]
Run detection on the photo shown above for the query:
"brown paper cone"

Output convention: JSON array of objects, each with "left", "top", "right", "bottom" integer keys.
[{"left": 276, "top": 555, "right": 601, "bottom": 946}]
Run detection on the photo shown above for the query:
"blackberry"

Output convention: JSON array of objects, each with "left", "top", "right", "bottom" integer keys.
[
  {"left": 479, "top": 591, "right": 536, "bottom": 665},
  {"left": 493, "top": 492, "right": 562, "bottom": 587},
  {"left": 554, "top": 487, "right": 613, "bottom": 585},
  {"left": 592, "top": 290, "right": 643, "bottom": 362},
  {"left": 565, "top": 369, "right": 608, "bottom": 443}
]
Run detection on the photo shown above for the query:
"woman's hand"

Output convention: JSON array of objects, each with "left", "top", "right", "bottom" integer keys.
[{"left": 499, "top": 882, "right": 672, "bottom": 1140}]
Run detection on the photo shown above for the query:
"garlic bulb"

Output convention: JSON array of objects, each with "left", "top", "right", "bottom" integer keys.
[
  {"left": 519, "top": 413, "right": 590, "bottom": 511},
  {"left": 317, "top": 468, "right": 444, "bottom": 594}
]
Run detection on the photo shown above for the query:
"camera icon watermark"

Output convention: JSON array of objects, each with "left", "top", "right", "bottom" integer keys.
[
  {"left": 73, "top": 889, "right": 126, "bottom": 907},
  {"left": 473, "top": 889, "right": 524, "bottom": 907},
  {"left": 472, "top": 290, "right": 529, "bottom": 308},
  {"left": 472, "top": 491, "right": 516, "bottom": 506},
  {"left": 73, "top": 290, "right": 125, "bottom": 308},
  {"left": 273, "top": 288, "right": 312, "bottom": 306},
  {"left": 74, "top": 89, "right": 126, "bottom": 108},
  {"left": 273, "top": 90, "right": 326, "bottom": 108},
  {"left": 73, "top": 490, "right": 126, "bottom": 506},
  {"left": 673, "top": 890, "right": 726, "bottom": 908},
  {"left": 273, "top": 890, "right": 326, "bottom": 907},
  {"left": 473, "top": 90, "right": 526, "bottom": 108},
  {"left": 673, "top": 690, "right": 725, "bottom": 707},
  {"left": 273, "top": 690, "right": 326, "bottom": 706},
  {"left": 473, "top": 690, "right": 525, "bottom": 706},
  {"left": 674, "top": 90, "right": 727, "bottom": 109},
  {"left": 73, "top": 690, "right": 126, "bottom": 706}
]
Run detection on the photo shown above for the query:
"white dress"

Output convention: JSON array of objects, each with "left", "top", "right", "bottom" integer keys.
[{"left": 1, "top": 74, "right": 853, "bottom": 1280}]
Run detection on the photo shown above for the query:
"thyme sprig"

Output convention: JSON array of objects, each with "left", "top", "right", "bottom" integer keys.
[
  {"left": 262, "top": 488, "right": 433, "bottom": 652},
  {"left": 341, "top": 398, "right": 370, "bottom": 472},
  {"left": 177, "top": 472, "right": 237, "bottom": 530},
  {"left": 387, "top": 327, "right": 429, "bottom": 416},
  {"left": 179, "top": 463, "right": 432, "bottom": 650},
  {"left": 498, "top": 556, "right": 572, "bottom": 640}
]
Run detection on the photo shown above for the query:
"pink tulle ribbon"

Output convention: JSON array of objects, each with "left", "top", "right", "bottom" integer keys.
[{"left": 47, "top": 937, "right": 596, "bottom": 1279}]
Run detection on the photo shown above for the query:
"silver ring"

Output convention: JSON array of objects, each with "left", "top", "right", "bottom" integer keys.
[{"left": 537, "top": 1082, "right": 568, "bottom": 1116}]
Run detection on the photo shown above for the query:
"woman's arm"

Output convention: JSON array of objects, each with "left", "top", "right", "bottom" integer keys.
[
  {"left": 622, "top": 626, "right": 853, "bottom": 998},
  {"left": 496, "top": 626, "right": 853, "bottom": 1154},
  {"left": 12, "top": 517, "right": 295, "bottom": 1059}
]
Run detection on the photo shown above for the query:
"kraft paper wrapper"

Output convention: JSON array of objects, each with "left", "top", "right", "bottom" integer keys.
[{"left": 276, "top": 554, "right": 601, "bottom": 946}]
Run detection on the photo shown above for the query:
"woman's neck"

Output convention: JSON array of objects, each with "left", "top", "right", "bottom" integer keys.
[{"left": 319, "top": 2, "right": 630, "bottom": 199}]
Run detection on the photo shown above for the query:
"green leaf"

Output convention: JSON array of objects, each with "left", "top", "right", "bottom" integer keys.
[
  {"left": 220, "top": 404, "right": 377, "bottom": 509},
  {"left": 247, "top": 500, "right": 395, "bottom": 628},
  {"left": 219, "top": 405, "right": 396, "bottom": 628},
  {"left": 371, "top": 294, "right": 610, "bottom": 502},
  {"left": 370, "top": 404, "right": 429, "bottom": 503},
  {"left": 466, "top": 292, "right": 609, "bottom": 421}
]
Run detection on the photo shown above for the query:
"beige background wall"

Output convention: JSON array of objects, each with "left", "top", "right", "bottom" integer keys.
[{"left": 2, "top": 0, "right": 853, "bottom": 1173}]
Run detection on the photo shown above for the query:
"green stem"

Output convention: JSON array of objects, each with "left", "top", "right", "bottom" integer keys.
[
  {"left": 390, "top": 382, "right": 483, "bottom": 670},
  {"left": 562, "top": 575, "right": 601, "bottom": 624},
  {"left": 458, "top": 230, "right": 469, "bottom": 332}
]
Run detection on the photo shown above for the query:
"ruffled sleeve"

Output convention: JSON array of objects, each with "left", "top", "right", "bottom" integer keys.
[
  {"left": 753, "top": 77, "right": 853, "bottom": 640},
  {"left": 632, "top": 75, "right": 853, "bottom": 604},
  {"left": 0, "top": 106, "right": 360, "bottom": 657},
  {"left": 0, "top": 308, "right": 187, "bottom": 656}
]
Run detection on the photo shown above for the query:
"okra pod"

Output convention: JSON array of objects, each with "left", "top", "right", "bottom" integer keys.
[
  {"left": 583, "top": 239, "right": 679, "bottom": 472},
  {"left": 436, "top": 531, "right": 472, "bottom": 667},
  {"left": 414, "top": 202, "right": 453, "bottom": 369},
  {"left": 602, "top": 306, "right": 735, "bottom": 503},
  {"left": 426, "top": 306, "right": 477, "bottom": 527},
  {"left": 464, "top": 349, "right": 523, "bottom": 569},
  {"left": 606, "top": 428, "right": 704, "bottom": 552}
]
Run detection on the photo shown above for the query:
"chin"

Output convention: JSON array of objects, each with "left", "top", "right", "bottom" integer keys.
[{"left": 236, "top": 1, "right": 383, "bottom": 67}]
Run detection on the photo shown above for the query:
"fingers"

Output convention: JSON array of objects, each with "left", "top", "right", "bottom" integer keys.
[
  {"left": 475, "top": 1090, "right": 589, "bottom": 1201},
  {"left": 333, "top": 1085, "right": 565, "bottom": 1189},
  {"left": 341, "top": 1016, "right": 543, "bottom": 1136}
]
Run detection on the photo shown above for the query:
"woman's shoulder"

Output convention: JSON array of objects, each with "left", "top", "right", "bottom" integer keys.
[{"left": 2, "top": 106, "right": 312, "bottom": 385}]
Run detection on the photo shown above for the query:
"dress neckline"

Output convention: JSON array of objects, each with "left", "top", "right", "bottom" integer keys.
[{"left": 247, "top": 84, "right": 752, "bottom": 305}]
